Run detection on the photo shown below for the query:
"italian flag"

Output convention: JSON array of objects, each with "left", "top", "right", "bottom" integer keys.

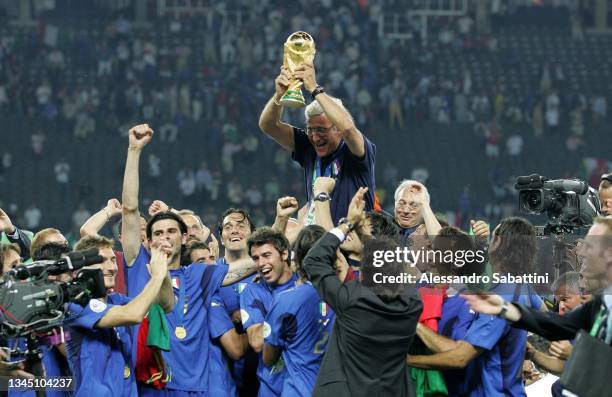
[
  {"left": 171, "top": 278, "right": 180, "bottom": 289},
  {"left": 319, "top": 302, "right": 328, "bottom": 317}
]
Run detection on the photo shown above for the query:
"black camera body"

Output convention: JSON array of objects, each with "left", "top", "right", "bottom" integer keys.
[
  {"left": 0, "top": 249, "right": 107, "bottom": 338},
  {"left": 516, "top": 174, "right": 601, "bottom": 231}
]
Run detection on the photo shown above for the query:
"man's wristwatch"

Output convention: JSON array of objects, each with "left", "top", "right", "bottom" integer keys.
[
  {"left": 338, "top": 217, "right": 355, "bottom": 232},
  {"left": 314, "top": 192, "right": 331, "bottom": 202},
  {"left": 497, "top": 300, "right": 510, "bottom": 320},
  {"left": 311, "top": 85, "right": 326, "bottom": 100}
]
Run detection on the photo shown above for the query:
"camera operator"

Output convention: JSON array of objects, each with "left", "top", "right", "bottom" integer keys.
[
  {"left": 30, "top": 229, "right": 69, "bottom": 265},
  {"left": 463, "top": 217, "right": 612, "bottom": 397},
  {"left": 599, "top": 173, "right": 612, "bottom": 216},
  {"left": 0, "top": 243, "right": 21, "bottom": 275},
  {"left": 63, "top": 235, "right": 173, "bottom": 397},
  {"left": 24, "top": 238, "right": 74, "bottom": 397}
]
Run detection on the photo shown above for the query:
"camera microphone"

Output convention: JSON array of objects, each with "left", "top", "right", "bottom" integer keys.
[
  {"left": 515, "top": 174, "right": 547, "bottom": 189},
  {"left": 8, "top": 248, "right": 104, "bottom": 280},
  {"left": 47, "top": 248, "right": 104, "bottom": 275}
]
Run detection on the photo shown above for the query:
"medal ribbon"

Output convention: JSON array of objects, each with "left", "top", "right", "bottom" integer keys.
[{"left": 172, "top": 273, "right": 186, "bottom": 329}]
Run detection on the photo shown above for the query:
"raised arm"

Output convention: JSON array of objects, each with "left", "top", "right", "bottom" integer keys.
[
  {"left": 221, "top": 257, "right": 258, "bottom": 287},
  {"left": 258, "top": 66, "right": 295, "bottom": 152},
  {"left": 97, "top": 240, "right": 171, "bottom": 328},
  {"left": 0, "top": 208, "right": 31, "bottom": 259},
  {"left": 415, "top": 193, "right": 442, "bottom": 237},
  {"left": 313, "top": 177, "right": 335, "bottom": 231},
  {"left": 294, "top": 62, "right": 365, "bottom": 158},
  {"left": 303, "top": 187, "right": 369, "bottom": 310},
  {"left": 80, "top": 199, "right": 122, "bottom": 237},
  {"left": 272, "top": 196, "right": 299, "bottom": 234},
  {"left": 121, "top": 124, "right": 153, "bottom": 266}
]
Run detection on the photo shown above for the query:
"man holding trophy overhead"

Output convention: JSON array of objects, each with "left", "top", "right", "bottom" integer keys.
[{"left": 258, "top": 31, "right": 376, "bottom": 226}]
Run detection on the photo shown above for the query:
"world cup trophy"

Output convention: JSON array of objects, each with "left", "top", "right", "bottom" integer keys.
[{"left": 279, "top": 31, "right": 316, "bottom": 108}]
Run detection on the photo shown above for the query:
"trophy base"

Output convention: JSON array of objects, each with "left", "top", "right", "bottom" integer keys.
[{"left": 279, "top": 90, "right": 306, "bottom": 108}]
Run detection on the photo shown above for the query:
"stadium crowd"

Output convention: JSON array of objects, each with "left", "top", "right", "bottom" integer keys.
[
  {"left": 0, "top": 1, "right": 611, "bottom": 397},
  {"left": 1, "top": 0, "right": 610, "bottom": 237}
]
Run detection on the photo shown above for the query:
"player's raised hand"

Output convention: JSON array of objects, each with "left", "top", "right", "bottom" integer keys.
[{"left": 128, "top": 123, "right": 154, "bottom": 150}]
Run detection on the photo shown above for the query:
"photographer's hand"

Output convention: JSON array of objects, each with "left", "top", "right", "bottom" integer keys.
[
  {"left": 0, "top": 208, "right": 16, "bottom": 234},
  {"left": 0, "top": 350, "right": 34, "bottom": 378}
]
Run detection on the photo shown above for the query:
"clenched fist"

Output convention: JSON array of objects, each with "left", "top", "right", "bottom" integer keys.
[
  {"left": 105, "top": 199, "right": 123, "bottom": 218},
  {"left": 313, "top": 177, "right": 336, "bottom": 195},
  {"left": 129, "top": 123, "right": 154, "bottom": 150},
  {"left": 149, "top": 200, "right": 170, "bottom": 217},
  {"left": 276, "top": 196, "right": 299, "bottom": 219}
]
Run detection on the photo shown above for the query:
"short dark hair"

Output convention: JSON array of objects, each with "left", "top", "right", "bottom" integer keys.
[
  {"left": 432, "top": 226, "right": 487, "bottom": 277},
  {"left": 367, "top": 211, "right": 400, "bottom": 241},
  {"left": 146, "top": 212, "right": 188, "bottom": 240},
  {"left": 182, "top": 241, "right": 211, "bottom": 265},
  {"left": 247, "top": 227, "right": 289, "bottom": 262},
  {"left": 361, "top": 237, "right": 409, "bottom": 302},
  {"left": 74, "top": 235, "right": 115, "bottom": 252},
  {"left": 293, "top": 225, "right": 326, "bottom": 279},
  {"left": 33, "top": 241, "right": 71, "bottom": 261},
  {"left": 218, "top": 208, "right": 255, "bottom": 235},
  {"left": 490, "top": 217, "right": 536, "bottom": 275}
]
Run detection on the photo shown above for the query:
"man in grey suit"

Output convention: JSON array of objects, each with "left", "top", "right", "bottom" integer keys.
[{"left": 303, "top": 187, "right": 423, "bottom": 397}]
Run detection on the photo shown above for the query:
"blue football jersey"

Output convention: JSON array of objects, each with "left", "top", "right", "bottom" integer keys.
[
  {"left": 240, "top": 274, "right": 298, "bottom": 397},
  {"left": 264, "top": 283, "right": 334, "bottom": 397}
]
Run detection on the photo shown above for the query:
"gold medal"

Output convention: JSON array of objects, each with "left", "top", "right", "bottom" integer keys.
[
  {"left": 124, "top": 365, "right": 131, "bottom": 379},
  {"left": 175, "top": 326, "right": 187, "bottom": 339}
]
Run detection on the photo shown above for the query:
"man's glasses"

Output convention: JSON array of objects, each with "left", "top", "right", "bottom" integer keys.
[
  {"left": 306, "top": 125, "right": 335, "bottom": 136},
  {"left": 395, "top": 202, "right": 421, "bottom": 210}
]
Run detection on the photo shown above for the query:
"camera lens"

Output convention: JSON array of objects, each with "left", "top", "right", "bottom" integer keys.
[{"left": 526, "top": 192, "right": 541, "bottom": 211}]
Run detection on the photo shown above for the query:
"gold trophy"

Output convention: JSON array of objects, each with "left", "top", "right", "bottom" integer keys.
[{"left": 279, "top": 31, "right": 316, "bottom": 108}]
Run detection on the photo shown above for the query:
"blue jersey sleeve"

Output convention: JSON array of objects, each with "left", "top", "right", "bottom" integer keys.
[
  {"left": 240, "top": 284, "right": 267, "bottom": 330},
  {"left": 349, "top": 135, "right": 376, "bottom": 170},
  {"left": 528, "top": 292, "right": 543, "bottom": 310},
  {"left": 463, "top": 313, "right": 508, "bottom": 350},
  {"left": 264, "top": 296, "right": 292, "bottom": 348},
  {"left": 197, "top": 263, "right": 229, "bottom": 308},
  {"left": 65, "top": 299, "right": 116, "bottom": 330},
  {"left": 209, "top": 294, "right": 235, "bottom": 340},
  {"left": 218, "top": 286, "right": 240, "bottom": 315}
]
